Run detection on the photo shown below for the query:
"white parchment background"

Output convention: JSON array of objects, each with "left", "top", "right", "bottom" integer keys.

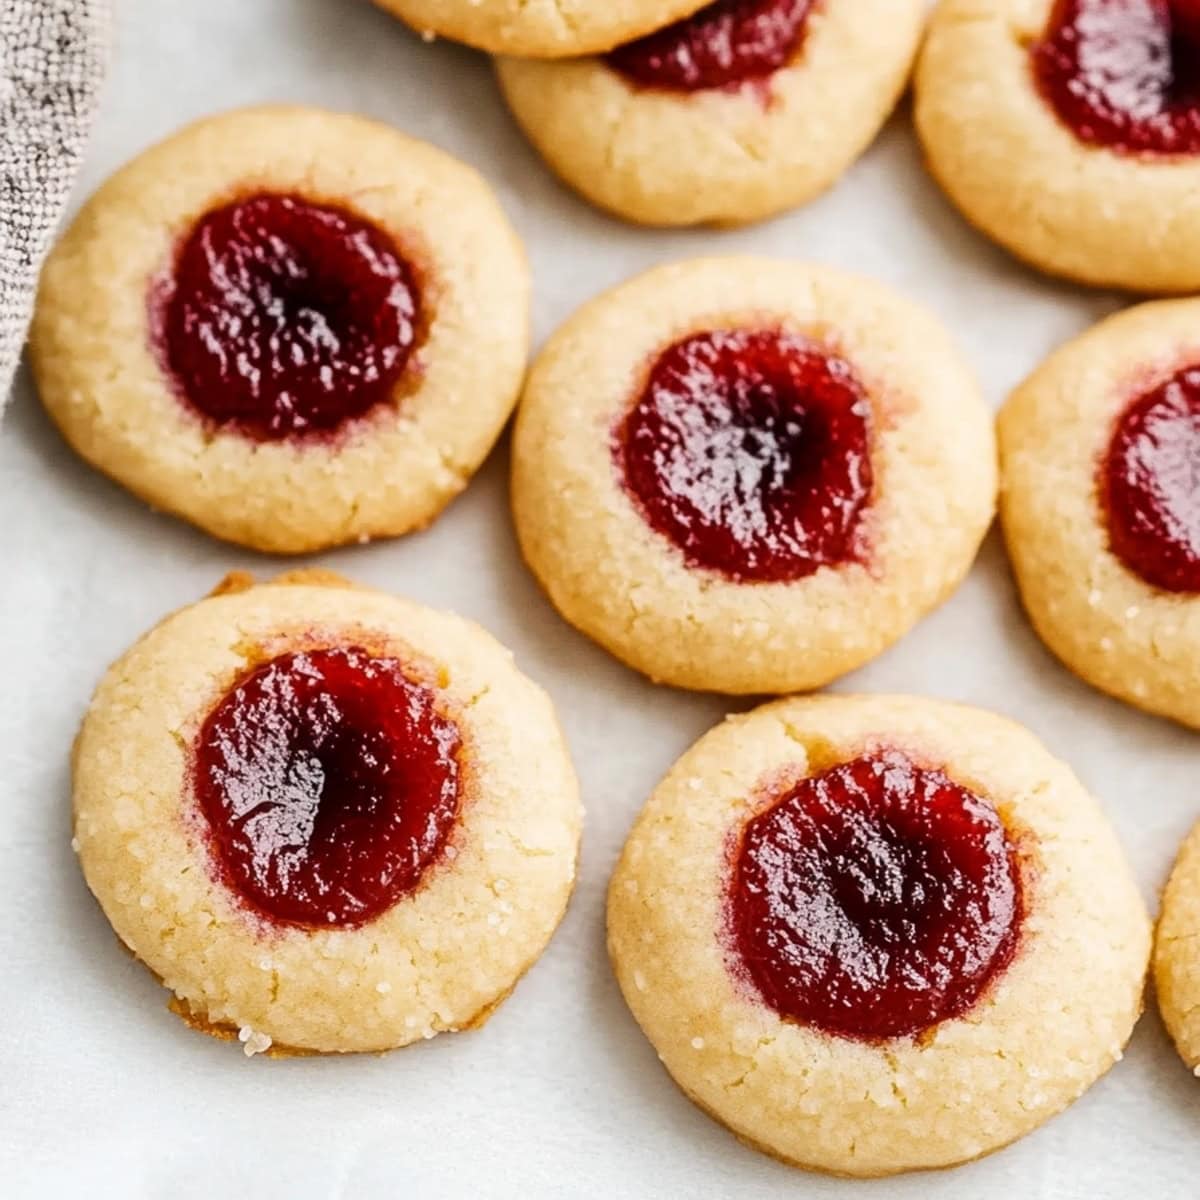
[{"left": 1, "top": 2, "right": 1197, "bottom": 1196}]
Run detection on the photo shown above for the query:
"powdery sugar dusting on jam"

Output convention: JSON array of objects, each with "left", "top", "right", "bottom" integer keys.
[
  {"left": 193, "top": 647, "right": 460, "bottom": 929},
  {"left": 1103, "top": 364, "right": 1200, "bottom": 591},
  {"left": 616, "top": 328, "right": 873, "bottom": 583},
  {"left": 1031, "top": 0, "right": 1200, "bottom": 154},
  {"left": 606, "top": 0, "right": 816, "bottom": 92},
  {"left": 153, "top": 193, "right": 421, "bottom": 441},
  {"left": 729, "top": 751, "right": 1022, "bottom": 1041}
]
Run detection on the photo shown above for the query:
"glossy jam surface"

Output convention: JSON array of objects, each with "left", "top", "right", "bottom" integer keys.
[
  {"left": 155, "top": 193, "right": 420, "bottom": 441},
  {"left": 1031, "top": 0, "right": 1200, "bottom": 155},
  {"left": 616, "top": 329, "right": 872, "bottom": 583},
  {"left": 1103, "top": 365, "right": 1200, "bottom": 591},
  {"left": 194, "top": 648, "right": 461, "bottom": 928},
  {"left": 729, "top": 751, "right": 1022, "bottom": 1041},
  {"left": 607, "top": 0, "right": 816, "bottom": 92}
]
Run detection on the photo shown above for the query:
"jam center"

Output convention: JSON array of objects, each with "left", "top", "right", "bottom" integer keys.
[
  {"left": 1031, "top": 0, "right": 1200, "bottom": 154},
  {"left": 615, "top": 328, "right": 873, "bottom": 584},
  {"left": 154, "top": 193, "right": 421, "bottom": 441},
  {"left": 729, "top": 751, "right": 1022, "bottom": 1041},
  {"left": 1103, "top": 364, "right": 1200, "bottom": 591},
  {"left": 193, "top": 647, "right": 461, "bottom": 928},
  {"left": 606, "top": 0, "right": 816, "bottom": 92}
]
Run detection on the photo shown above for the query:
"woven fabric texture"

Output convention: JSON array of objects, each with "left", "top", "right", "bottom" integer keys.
[{"left": 0, "top": 0, "right": 108, "bottom": 406}]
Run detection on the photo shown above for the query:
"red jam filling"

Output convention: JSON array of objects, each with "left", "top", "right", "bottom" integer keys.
[
  {"left": 606, "top": 0, "right": 816, "bottom": 92},
  {"left": 193, "top": 647, "right": 461, "bottom": 929},
  {"left": 153, "top": 193, "right": 421, "bottom": 441},
  {"left": 615, "top": 329, "right": 873, "bottom": 583},
  {"left": 1103, "top": 364, "right": 1200, "bottom": 591},
  {"left": 729, "top": 751, "right": 1022, "bottom": 1041},
  {"left": 1031, "top": 0, "right": 1200, "bottom": 155}
]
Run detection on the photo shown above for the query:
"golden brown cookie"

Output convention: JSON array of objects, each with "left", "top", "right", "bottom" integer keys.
[
  {"left": 1156, "top": 818, "right": 1200, "bottom": 1076},
  {"left": 497, "top": 0, "right": 924, "bottom": 227},
  {"left": 72, "top": 571, "right": 582, "bottom": 1055},
  {"left": 511, "top": 257, "right": 996, "bottom": 694},
  {"left": 373, "top": 0, "right": 709, "bottom": 57},
  {"left": 915, "top": 0, "right": 1200, "bottom": 292},
  {"left": 608, "top": 694, "right": 1150, "bottom": 1176},
  {"left": 999, "top": 298, "right": 1200, "bottom": 728},
  {"left": 31, "top": 105, "right": 529, "bottom": 553}
]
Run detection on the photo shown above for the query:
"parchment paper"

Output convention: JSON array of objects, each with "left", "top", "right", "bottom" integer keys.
[{"left": 2, "top": 2, "right": 1197, "bottom": 1196}]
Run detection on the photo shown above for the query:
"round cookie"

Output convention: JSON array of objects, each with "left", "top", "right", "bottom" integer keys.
[
  {"left": 915, "top": 0, "right": 1200, "bottom": 293},
  {"left": 608, "top": 693, "right": 1150, "bottom": 1177},
  {"left": 373, "top": 0, "right": 709, "bottom": 57},
  {"left": 999, "top": 298, "right": 1200, "bottom": 728},
  {"left": 72, "top": 570, "right": 582, "bottom": 1055},
  {"left": 31, "top": 105, "right": 529, "bottom": 554},
  {"left": 496, "top": 0, "right": 925, "bottom": 227},
  {"left": 511, "top": 257, "right": 996, "bottom": 695},
  {"left": 1155, "top": 818, "right": 1200, "bottom": 1076}
]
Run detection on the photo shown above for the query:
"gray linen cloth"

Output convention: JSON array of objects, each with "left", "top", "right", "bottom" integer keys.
[{"left": 0, "top": 0, "right": 108, "bottom": 406}]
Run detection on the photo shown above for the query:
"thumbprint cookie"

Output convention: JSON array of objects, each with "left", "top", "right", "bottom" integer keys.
[
  {"left": 72, "top": 571, "right": 582, "bottom": 1055},
  {"left": 608, "top": 694, "right": 1150, "bottom": 1176},
  {"left": 1000, "top": 298, "right": 1200, "bottom": 727},
  {"left": 31, "top": 106, "right": 529, "bottom": 553},
  {"left": 916, "top": 0, "right": 1200, "bottom": 292},
  {"left": 496, "top": 0, "right": 925, "bottom": 227},
  {"left": 511, "top": 258, "right": 996, "bottom": 695},
  {"left": 1155, "top": 818, "right": 1200, "bottom": 1075},
  {"left": 373, "top": 0, "right": 710, "bottom": 57}
]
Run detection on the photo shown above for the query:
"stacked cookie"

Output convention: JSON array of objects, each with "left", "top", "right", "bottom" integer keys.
[
  {"left": 27, "top": 0, "right": 1200, "bottom": 1181},
  {"left": 383, "top": 0, "right": 926, "bottom": 226}
]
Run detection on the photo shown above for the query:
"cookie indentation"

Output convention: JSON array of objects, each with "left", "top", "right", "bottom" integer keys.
[
  {"left": 154, "top": 193, "right": 422, "bottom": 441},
  {"left": 1031, "top": 0, "right": 1200, "bottom": 155},
  {"left": 607, "top": 0, "right": 816, "bottom": 92},
  {"left": 194, "top": 647, "right": 461, "bottom": 928},
  {"left": 616, "top": 328, "right": 873, "bottom": 583},
  {"left": 729, "top": 750, "right": 1022, "bottom": 1040},
  {"left": 1103, "top": 364, "right": 1200, "bottom": 591}
]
